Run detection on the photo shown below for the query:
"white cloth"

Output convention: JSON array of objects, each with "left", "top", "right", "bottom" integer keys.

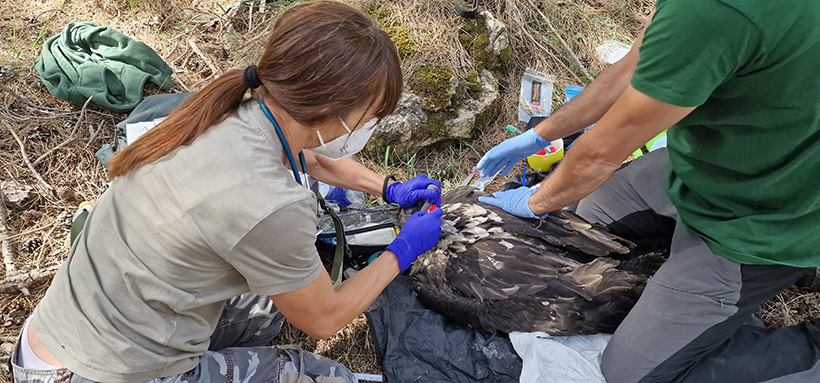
[
  {"left": 17, "top": 317, "right": 59, "bottom": 370},
  {"left": 510, "top": 331, "right": 611, "bottom": 383}
]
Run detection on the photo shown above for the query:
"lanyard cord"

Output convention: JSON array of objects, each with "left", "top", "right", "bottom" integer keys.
[
  {"left": 257, "top": 98, "right": 307, "bottom": 186},
  {"left": 256, "top": 97, "right": 347, "bottom": 286}
]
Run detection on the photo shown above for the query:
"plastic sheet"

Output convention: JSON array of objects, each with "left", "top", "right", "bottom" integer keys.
[{"left": 366, "top": 277, "right": 522, "bottom": 383}]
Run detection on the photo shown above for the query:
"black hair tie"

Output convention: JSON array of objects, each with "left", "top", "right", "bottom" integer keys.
[
  {"left": 242, "top": 65, "right": 263, "bottom": 89},
  {"left": 382, "top": 175, "right": 396, "bottom": 204}
]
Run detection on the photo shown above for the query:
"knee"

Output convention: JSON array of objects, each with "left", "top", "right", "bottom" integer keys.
[{"left": 600, "top": 335, "right": 644, "bottom": 383}]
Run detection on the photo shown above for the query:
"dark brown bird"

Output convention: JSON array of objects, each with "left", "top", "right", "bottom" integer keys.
[{"left": 409, "top": 186, "right": 665, "bottom": 335}]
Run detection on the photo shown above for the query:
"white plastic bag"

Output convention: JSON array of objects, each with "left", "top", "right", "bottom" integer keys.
[
  {"left": 596, "top": 40, "right": 632, "bottom": 64},
  {"left": 510, "top": 331, "right": 611, "bottom": 383},
  {"left": 518, "top": 68, "right": 556, "bottom": 122}
]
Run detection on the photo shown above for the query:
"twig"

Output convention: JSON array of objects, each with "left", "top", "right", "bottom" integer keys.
[
  {"left": 86, "top": 120, "right": 105, "bottom": 147},
  {"left": 0, "top": 192, "right": 17, "bottom": 278},
  {"left": 31, "top": 96, "right": 92, "bottom": 166},
  {"left": 35, "top": 223, "right": 60, "bottom": 268},
  {"left": 248, "top": 0, "right": 253, "bottom": 31},
  {"left": 0, "top": 336, "right": 16, "bottom": 343},
  {"left": 0, "top": 265, "right": 60, "bottom": 295},
  {"left": 172, "top": 73, "right": 193, "bottom": 93},
  {"left": 5, "top": 124, "right": 53, "bottom": 190},
  {"left": 5, "top": 223, "right": 58, "bottom": 241},
  {"left": 188, "top": 39, "right": 221, "bottom": 77},
  {"left": 515, "top": 22, "right": 583, "bottom": 83},
  {"left": 224, "top": 0, "right": 243, "bottom": 32},
  {"left": 523, "top": 0, "right": 592, "bottom": 80}
]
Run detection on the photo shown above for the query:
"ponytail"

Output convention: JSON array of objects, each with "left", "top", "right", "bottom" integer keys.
[
  {"left": 108, "top": 1, "right": 403, "bottom": 178},
  {"left": 107, "top": 71, "right": 248, "bottom": 178}
]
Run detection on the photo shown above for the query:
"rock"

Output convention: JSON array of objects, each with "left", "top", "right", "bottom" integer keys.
[
  {"left": 480, "top": 11, "right": 510, "bottom": 56},
  {"left": 1, "top": 181, "right": 33, "bottom": 209},
  {"left": 364, "top": 11, "right": 508, "bottom": 154},
  {"left": 368, "top": 70, "right": 499, "bottom": 152}
]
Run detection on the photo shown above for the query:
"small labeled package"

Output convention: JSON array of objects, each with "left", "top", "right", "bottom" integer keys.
[{"left": 518, "top": 68, "right": 556, "bottom": 122}]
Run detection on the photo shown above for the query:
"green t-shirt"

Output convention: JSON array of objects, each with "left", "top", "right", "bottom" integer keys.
[{"left": 632, "top": 0, "right": 820, "bottom": 267}]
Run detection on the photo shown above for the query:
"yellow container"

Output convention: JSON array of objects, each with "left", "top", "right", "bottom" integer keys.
[{"left": 526, "top": 138, "right": 564, "bottom": 172}]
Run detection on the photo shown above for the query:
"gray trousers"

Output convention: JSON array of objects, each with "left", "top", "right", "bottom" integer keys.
[
  {"left": 575, "top": 148, "right": 820, "bottom": 383},
  {"left": 11, "top": 294, "right": 357, "bottom": 383}
]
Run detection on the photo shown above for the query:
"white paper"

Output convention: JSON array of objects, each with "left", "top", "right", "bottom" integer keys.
[{"left": 125, "top": 117, "right": 166, "bottom": 146}]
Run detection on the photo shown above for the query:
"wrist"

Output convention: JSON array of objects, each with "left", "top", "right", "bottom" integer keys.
[
  {"left": 527, "top": 191, "right": 550, "bottom": 219},
  {"left": 526, "top": 127, "right": 550, "bottom": 147},
  {"left": 385, "top": 237, "right": 414, "bottom": 272},
  {"left": 378, "top": 250, "right": 402, "bottom": 275}
]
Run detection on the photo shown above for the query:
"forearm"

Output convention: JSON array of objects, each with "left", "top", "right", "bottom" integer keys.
[
  {"left": 528, "top": 138, "right": 622, "bottom": 215},
  {"left": 528, "top": 85, "right": 694, "bottom": 216},
  {"left": 324, "top": 252, "right": 401, "bottom": 331},
  {"left": 305, "top": 152, "right": 384, "bottom": 195},
  {"left": 533, "top": 30, "right": 645, "bottom": 142},
  {"left": 279, "top": 252, "right": 400, "bottom": 339}
]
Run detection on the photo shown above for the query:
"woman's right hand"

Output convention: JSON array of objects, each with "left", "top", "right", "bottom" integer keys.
[{"left": 386, "top": 208, "right": 444, "bottom": 272}]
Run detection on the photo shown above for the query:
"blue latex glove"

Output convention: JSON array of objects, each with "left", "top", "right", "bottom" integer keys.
[
  {"left": 386, "top": 208, "right": 443, "bottom": 272},
  {"left": 476, "top": 129, "right": 549, "bottom": 176},
  {"left": 385, "top": 174, "right": 442, "bottom": 207},
  {"left": 325, "top": 187, "right": 352, "bottom": 207},
  {"left": 477, "top": 186, "right": 548, "bottom": 219}
]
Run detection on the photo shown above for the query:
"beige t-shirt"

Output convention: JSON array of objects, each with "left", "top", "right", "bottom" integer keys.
[{"left": 32, "top": 100, "right": 323, "bottom": 382}]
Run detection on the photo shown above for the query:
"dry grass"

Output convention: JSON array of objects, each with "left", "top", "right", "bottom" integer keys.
[{"left": 1, "top": 0, "right": 815, "bottom": 381}]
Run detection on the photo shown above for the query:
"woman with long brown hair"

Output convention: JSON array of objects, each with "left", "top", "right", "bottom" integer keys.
[{"left": 11, "top": 2, "right": 443, "bottom": 382}]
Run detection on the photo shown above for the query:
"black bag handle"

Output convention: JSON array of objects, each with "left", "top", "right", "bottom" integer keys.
[{"left": 455, "top": 0, "right": 479, "bottom": 19}]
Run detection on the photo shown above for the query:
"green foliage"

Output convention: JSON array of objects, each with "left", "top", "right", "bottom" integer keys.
[
  {"left": 4, "top": 23, "right": 22, "bottom": 62},
  {"left": 408, "top": 65, "right": 454, "bottom": 112},
  {"left": 362, "top": 3, "right": 416, "bottom": 60}
]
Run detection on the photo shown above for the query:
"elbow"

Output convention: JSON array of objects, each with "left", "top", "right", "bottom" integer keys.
[
  {"left": 303, "top": 326, "right": 340, "bottom": 340},
  {"left": 572, "top": 139, "right": 625, "bottom": 173},
  {"left": 295, "top": 319, "right": 343, "bottom": 340}
]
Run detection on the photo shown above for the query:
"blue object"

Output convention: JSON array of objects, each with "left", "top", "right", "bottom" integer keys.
[
  {"left": 565, "top": 85, "right": 584, "bottom": 101},
  {"left": 522, "top": 167, "right": 527, "bottom": 188},
  {"left": 368, "top": 251, "right": 385, "bottom": 265},
  {"left": 385, "top": 174, "right": 443, "bottom": 207},
  {"left": 385, "top": 208, "right": 443, "bottom": 272},
  {"left": 257, "top": 98, "right": 307, "bottom": 185},
  {"left": 565, "top": 85, "right": 595, "bottom": 137},
  {"left": 325, "top": 187, "right": 352, "bottom": 207},
  {"left": 478, "top": 186, "right": 548, "bottom": 219},
  {"left": 477, "top": 129, "right": 549, "bottom": 177}
]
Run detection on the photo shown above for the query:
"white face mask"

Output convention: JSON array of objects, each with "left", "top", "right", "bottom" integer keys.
[{"left": 309, "top": 117, "right": 378, "bottom": 160}]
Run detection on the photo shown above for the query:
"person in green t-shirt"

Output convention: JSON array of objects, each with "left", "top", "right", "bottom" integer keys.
[{"left": 477, "top": 0, "right": 820, "bottom": 381}]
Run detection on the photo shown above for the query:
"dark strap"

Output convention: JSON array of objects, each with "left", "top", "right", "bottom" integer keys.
[
  {"left": 382, "top": 175, "right": 396, "bottom": 204},
  {"left": 317, "top": 193, "right": 348, "bottom": 286},
  {"left": 455, "top": 0, "right": 479, "bottom": 19}
]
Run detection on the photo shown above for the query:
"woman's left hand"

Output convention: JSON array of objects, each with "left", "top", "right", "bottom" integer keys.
[{"left": 385, "top": 174, "right": 442, "bottom": 207}]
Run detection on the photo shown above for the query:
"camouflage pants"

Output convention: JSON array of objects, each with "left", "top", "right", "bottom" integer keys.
[{"left": 11, "top": 294, "right": 358, "bottom": 383}]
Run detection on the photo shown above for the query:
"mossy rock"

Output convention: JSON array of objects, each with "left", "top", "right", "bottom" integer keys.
[
  {"left": 385, "top": 25, "right": 416, "bottom": 60},
  {"left": 362, "top": 3, "right": 416, "bottom": 60},
  {"left": 459, "top": 17, "right": 510, "bottom": 73},
  {"left": 408, "top": 65, "right": 455, "bottom": 112},
  {"left": 412, "top": 110, "right": 457, "bottom": 143}
]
